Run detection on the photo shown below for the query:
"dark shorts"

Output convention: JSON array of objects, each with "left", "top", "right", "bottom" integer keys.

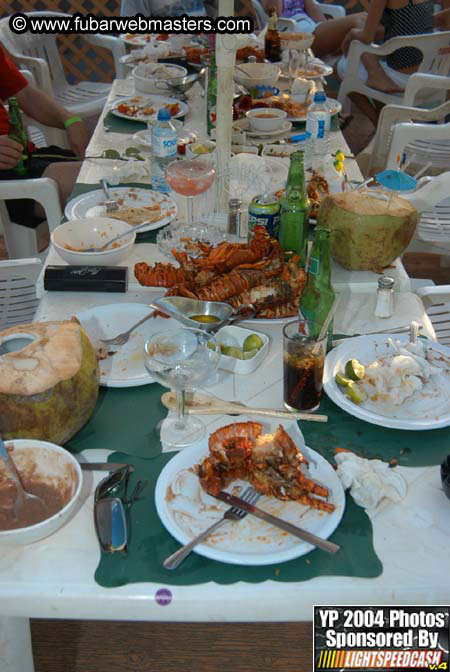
[{"left": 0, "top": 146, "right": 76, "bottom": 228}]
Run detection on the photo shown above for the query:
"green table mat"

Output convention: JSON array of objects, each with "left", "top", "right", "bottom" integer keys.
[
  {"left": 69, "top": 182, "right": 164, "bottom": 244},
  {"left": 94, "top": 451, "right": 382, "bottom": 588},
  {"left": 304, "top": 395, "right": 450, "bottom": 468}
]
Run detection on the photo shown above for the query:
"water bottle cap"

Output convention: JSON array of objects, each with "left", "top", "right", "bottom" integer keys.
[
  {"left": 157, "top": 108, "right": 171, "bottom": 121},
  {"left": 314, "top": 91, "right": 326, "bottom": 103}
]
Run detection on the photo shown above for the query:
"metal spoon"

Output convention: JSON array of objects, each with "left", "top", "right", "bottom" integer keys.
[
  {"left": 0, "top": 437, "right": 46, "bottom": 519},
  {"left": 83, "top": 219, "right": 151, "bottom": 253}
]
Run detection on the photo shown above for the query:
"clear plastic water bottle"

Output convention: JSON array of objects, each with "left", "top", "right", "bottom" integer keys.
[
  {"left": 151, "top": 108, "right": 177, "bottom": 193},
  {"left": 306, "top": 91, "right": 330, "bottom": 171}
]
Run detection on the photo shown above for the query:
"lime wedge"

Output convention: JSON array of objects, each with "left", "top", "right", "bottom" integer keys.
[
  {"left": 243, "top": 334, "right": 264, "bottom": 352},
  {"left": 347, "top": 382, "right": 367, "bottom": 404},
  {"left": 345, "top": 359, "right": 365, "bottom": 381},
  {"left": 221, "top": 346, "right": 244, "bottom": 359},
  {"left": 335, "top": 372, "right": 353, "bottom": 387},
  {"left": 243, "top": 349, "right": 258, "bottom": 360}
]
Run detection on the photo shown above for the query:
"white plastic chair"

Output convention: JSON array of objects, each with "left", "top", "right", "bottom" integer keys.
[
  {"left": 0, "top": 12, "right": 126, "bottom": 120},
  {"left": 19, "top": 67, "right": 68, "bottom": 150},
  {"left": 369, "top": 89, "right": 450, "bottom": 174},
  {"left": 338, "top": 31, "right": 450, "bottom": 109},
  {"left": 0, "top": 178, "right": 62, "bottom": 259},
  {"left": 0, "top": 258, "right": 41, "bottom": 330},
  {"left": 417, "top": 285, "right": 450, "bottom": 344}
]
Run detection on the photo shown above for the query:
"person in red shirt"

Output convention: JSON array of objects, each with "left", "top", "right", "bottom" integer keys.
[{"left": 0, "top": 43, "right": 90, "bottom": 235}]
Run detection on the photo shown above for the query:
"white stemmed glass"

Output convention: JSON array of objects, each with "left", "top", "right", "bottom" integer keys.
[{"left": 144, "top": 327, "right": 220, "bottom": 449}]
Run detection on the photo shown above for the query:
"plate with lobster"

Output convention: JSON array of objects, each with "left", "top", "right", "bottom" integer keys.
[
  {"left": 155, "top": 418, "right": 345, "bottom": 565},
  {"left": 134, "top": 230, "right": 308, "bottom": 322}
]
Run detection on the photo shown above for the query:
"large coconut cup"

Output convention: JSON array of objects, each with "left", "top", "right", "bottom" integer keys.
[
  {"left": 0, "top": 321, "right": 99, "bottom": 444},
  {"left": 317, "top": 190, "right": 418, "bottom": 272}
]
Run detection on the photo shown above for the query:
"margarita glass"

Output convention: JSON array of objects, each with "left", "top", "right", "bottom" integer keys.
[{"left": 165, "top": 158, "right": 216, "bottom": 227}]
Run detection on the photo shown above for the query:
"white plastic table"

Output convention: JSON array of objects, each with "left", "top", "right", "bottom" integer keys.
[{"left": 1, "top": 80, "right": 445, "bottom": 672}]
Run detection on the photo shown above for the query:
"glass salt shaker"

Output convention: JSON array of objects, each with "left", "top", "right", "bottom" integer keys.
[
  {"left": 228, "top": 198, "right": 242, "bottom": 236},
  {"left": 374, "top": 276, "right": 394, "bottom": 318}
]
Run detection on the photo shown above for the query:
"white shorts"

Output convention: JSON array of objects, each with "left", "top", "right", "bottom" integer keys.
[{"left": 289, "top": 14, "right": 318, "bottom": 33}]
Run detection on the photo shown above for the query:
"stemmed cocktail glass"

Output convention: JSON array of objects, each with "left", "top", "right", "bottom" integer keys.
[
  {"left": 144, "top": 327, "right": 220, "bottom": 449},
  {"left": 165, "top": 158, "right": 216, "bottom": 227}
]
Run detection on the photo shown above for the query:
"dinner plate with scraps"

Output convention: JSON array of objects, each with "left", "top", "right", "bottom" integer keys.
[
  {"left": 75, "top": 303, "right": 172, "bottom": 387},
  {"left": 324, "top": 334, "right": 450, "bottom": 430},
  {"left": 155, "top": 418, "right": 345, "bottom": 566},
  {"left": 120, "top": 33, "right": 152, "bottom": 47},
  {"left": 287, "top": 99, "right": 342, "bottom": 122},
  {"left": 292, "top": 62, "right": 333, "bottom": 80},
  {"left": 111, "top": 95, "right": 188, "bottom": 122},
  {"left": 65, "top": 187, "right": 178, "bottom": 233}
]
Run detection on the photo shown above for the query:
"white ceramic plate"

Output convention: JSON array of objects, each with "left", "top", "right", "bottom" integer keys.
[
  {"left": 155, "top": 419, "right": 345, "bottom": 565},
  {"left": 324, "top": 334, "right": 450, "bottom": 430},
  {"left": 65, "top": 187, "right": 178, "bottom": 233},
  {"left": 283, "top": 62, "right": 333, "bottom": 80},
  {"left": 76, "top": 304, "right": 174, "bottom": 387},
  {"left": 120, "top": 33, "right": 153, "bottom": 47},
  {"left": 111, "top": 95, "right": 188, "bottom": 122},
  {"left": 246, "top": 120, "right": 293, "bottom": 137},
  {"left": 287, "top": 99, "right": 342, "bottom": 122}
]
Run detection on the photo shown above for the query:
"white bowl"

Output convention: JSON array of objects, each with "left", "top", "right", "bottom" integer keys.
[
  {"left": 132, "top": 62, "right": 188, "bottom": 94},
  {"left": 185, "top": 140, "right": 216, "bottom": 160},
  {"left": 246, "top": 107, "right": 287, "bottom": 132},
  {"left": 0, "top": 440, "right": 82, "bottom": 545},
  {"left": 234, "top": 62, "right": 280, "bottom": 88},
  {"left": 51, "top": 217, "right": 136, "bottom": 266},
  {"left": 215, "top": 325, "right": 270, "bottom": 375}
]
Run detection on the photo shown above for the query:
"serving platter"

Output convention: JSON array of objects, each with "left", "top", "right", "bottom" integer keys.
[
  {"left": 324, "top": 334, "right": 450, "bottom": 430},
  {"left": 155, "top": 419, "right": 345, "bottom": 565},
  {"left": 65, "top": 187, "right": 177, "bottom": 233},
  {"left": 111, "top": 95, "right": 188, "bottom": 122}
]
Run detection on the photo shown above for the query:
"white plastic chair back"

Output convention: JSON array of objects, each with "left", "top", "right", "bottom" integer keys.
[
  {"left": 417, "top": 285, "right": 450, "bottom": 344},
  {"left": 338, "top": 31, "right": 450, "bottom": 109},
  {"left": 0, "top": 258, "right": 41, "bottom": 330},
  {"left": 0, "top": 12, "right": 125, "bottom": 118},
  {"left": 403, "top": 173, "right": 450, "bottom": 256}
]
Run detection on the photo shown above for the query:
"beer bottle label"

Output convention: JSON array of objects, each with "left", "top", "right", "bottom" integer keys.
[{"left": 308, "top": 257, "right": 320, "bottom": 275}]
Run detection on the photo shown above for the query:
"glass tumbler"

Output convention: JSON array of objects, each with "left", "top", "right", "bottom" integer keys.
[{"left": 283, "top": 319, "right": 327, "bottom": 412}]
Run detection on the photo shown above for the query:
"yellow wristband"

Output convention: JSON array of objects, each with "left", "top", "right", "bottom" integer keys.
[{"left": 64, "top": 116, "right": 82, "bottom": 129}]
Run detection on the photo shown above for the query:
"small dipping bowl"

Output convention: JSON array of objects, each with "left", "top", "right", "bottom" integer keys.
[
  {"left": 150, "top": 296, "right": 235, "bottom": 331},
  {"left": 246, "top": 107, "right": 287, "bottom": 132}
]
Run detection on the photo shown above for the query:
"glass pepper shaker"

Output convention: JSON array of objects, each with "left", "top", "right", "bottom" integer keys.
[{"left": 375, "top": 276, "right": 394, "bottom": 318}]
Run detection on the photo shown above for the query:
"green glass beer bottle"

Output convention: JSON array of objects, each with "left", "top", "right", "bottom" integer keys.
[
  {"left": 206, "top": 51, "right": 217, "bottom": 137},
  {"left": 299, "top": 225, "right": 335, "bottom": 347},
  {"left": 279, "top": 151, "right": 310, "bottom": 267},
  {"left": 8, "top": 97, "right": 29, "bottom": 176}
]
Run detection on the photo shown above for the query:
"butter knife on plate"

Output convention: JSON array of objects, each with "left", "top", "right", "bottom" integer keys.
[
  {"left": 80, "top": 462, "right": 134, "bottom": 471},
  {"left": 214, "top": 491, "right": 340, "bottom": 554}
]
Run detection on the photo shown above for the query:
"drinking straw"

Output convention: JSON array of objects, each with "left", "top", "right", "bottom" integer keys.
[{"left": 317, "top": 295, "right": 338, "bottom": 343}]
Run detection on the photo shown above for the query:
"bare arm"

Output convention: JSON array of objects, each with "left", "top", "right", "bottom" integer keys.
[
  {"left": 261, "top": 0, "right": 284, "bottom": 16},
  {"left": 304, "top": 0, "right": 326, "bottom": 23},
  {"left": 16, "top": 84, "right": 91, "bottom": 155}
]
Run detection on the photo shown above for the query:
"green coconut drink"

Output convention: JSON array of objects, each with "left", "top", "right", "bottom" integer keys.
[
  {"left": 0, "top": 320, "right": 99, "bottom": 444},
  {"left": 317, "top": 191, "right": 418, "bottom": 272}
]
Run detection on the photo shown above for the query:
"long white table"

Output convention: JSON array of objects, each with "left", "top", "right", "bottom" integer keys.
[{"left": 0, "top": 79, "right": 447, "bottom": 672}]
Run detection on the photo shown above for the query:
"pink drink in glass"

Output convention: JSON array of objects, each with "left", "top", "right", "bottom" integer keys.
[{"left": 166, "top": 159, "right": 215, "bottom": 197}]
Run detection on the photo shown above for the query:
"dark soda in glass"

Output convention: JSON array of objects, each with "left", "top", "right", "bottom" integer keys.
[{"left": 282, "top": 320, "right": 326, "bottom": 412}]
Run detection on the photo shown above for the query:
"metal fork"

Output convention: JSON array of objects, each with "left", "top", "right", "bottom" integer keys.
[
  {"left": 100, "top": 311, "right": 154, "bottom": 346},
  {"left": 163, "top": 486, "right": 261, "bottom": 570},
  {"left": 100, "top": 178, "right": 118, "bottom": 212}
]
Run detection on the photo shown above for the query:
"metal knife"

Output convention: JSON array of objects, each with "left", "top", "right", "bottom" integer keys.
[
  {"left": 215, "top": 491, "right": 340, "bottom": 554},
  {"left": 80, "top": 462, "right": 134, "bottom": 472}
]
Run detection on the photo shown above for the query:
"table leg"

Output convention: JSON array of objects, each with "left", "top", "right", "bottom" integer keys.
[{"left": 0, "top": 617, "right": 35, "bottom": 672}]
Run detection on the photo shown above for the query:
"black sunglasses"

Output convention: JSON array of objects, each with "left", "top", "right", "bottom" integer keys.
[{"left": 94, "top": 466, "right": 147, "bottom": 554}]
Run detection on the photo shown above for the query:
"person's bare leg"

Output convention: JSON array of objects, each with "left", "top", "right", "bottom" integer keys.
[
  {"left": 361, "top": 53, "right": 404, "bottom": 94},
  {"left": 348, "top": 92, "right": 379, "bottom": 127},
  {"left": 34, "top": 161, "right": 81, "bottom": 219},
  {"left": 312, "top": 13, "right": 366, "bottom": 59}
]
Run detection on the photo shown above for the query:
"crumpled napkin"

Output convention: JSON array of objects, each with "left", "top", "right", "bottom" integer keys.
[{"left": 335, "top": 452, "right": 407, "bottom": 510}]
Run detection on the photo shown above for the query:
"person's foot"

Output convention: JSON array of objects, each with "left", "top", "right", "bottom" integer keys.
[{"left": 365, "top": 71, "right": 404, "bottom": 94}]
